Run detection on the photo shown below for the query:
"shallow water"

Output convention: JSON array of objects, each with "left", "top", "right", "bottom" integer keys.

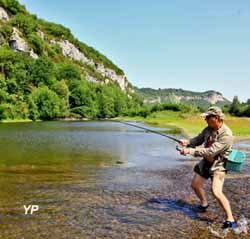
[
  {"left": 0, "top": 121, "right": 249, "bottom": 239},
  {"left": 0, "top": 121, "right": 185, "bottom": 238}
]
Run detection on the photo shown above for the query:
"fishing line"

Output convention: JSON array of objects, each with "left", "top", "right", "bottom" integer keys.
[{"left": 110, "top": 120, "right": 182, "bottom": 144}]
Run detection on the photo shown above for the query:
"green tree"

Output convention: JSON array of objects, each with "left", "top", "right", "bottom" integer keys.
[
  {"left": 0, "top": 46, "right": 17, "bottom": 76},
  {"left": 69, "top": 80, "right": 92, "bottom": 107},
  {"left": 96, "top": 85, "right": 115, "bottom": 118},
  {"left": 69, "top": 80, "right": 98, "bottom": 118},
  {"left": 30, "top": 56, "right": 55, "bottom": 87},
  {"left": 27, "top": 33, "right": 44, "bottom": 55},
  {"left": 52, "top": 80, "right": 69, "bottom": 100},
  {"left": 14, "top": 101, "right": 29, "bottom": 119},
  {"left": 0, "top": 89, "right": 8, "bottom": 104},
  {"left": 10, "top": 13, "right": 37, "bottom": 35},
  {"left": 56, "top": 63, "right": 81, "bottom": 90},
  {"left": 0, "top": 103, "right": 15, "bottom": 120},
  {"left": 30, "top": 86, "right": 61, "bottom": 120},
  {"left": 0, "top": 47, "right": 33, "bottom": 94},
  {"left": 229, "top": 96, "right": 241, "bottom": 116},
  {"left": 112, "top": 86, "right": 128, "bottom": 116},
  {"left": 0, "top": 0, "right": 27, "bottom": 15},
  {"left": 27, "top": 95, "right": 39, "bottom": 120},
  {"left": 39, "top": 20, "right": 72, "bottom": 38},
  {"left": 245, "top": 105, "right": 250, "bottom": 117},
  {"left": 52, "top": 80, "right": 69, "bottom": 116}
]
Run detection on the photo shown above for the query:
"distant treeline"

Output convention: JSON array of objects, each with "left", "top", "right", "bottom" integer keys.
[
  {"left": 223, "top": 96, "right": 250, "bottom": 117},
  {"left": 126, "top": 98, "right": 250, "bottom": 119},
  {"left": 126, "top": 103, "right": 198, "bottom": 118}
]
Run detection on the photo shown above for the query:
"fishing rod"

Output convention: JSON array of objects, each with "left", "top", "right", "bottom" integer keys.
[{"left": 111, "top": 120, "right": 182, "bottom": 144}]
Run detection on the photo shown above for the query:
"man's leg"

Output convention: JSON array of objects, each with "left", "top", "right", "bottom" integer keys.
[
  {"left": 191, "top": 173, "right": 208, "bottom": 206},
  {"left": 211, "top": 171, "right": 234, "bottom": 222}
]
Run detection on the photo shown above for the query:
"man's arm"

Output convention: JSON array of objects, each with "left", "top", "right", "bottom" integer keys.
[
  {"left": 188, "top": 132, "right": 233, "bottom": 158},
  {"left": 188, "top": 127, "right": 207, "bottom": 147}
]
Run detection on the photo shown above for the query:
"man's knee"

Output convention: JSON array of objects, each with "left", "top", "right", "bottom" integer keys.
[
  {"left": 191, "top": 174, "right": 205, "bottom": 190},
  {"left": 191, "top": 180, "right": 196, "bottom": 190},
  {"left": 211, "top": 171, "right": 225, "bottom": 198},
  {"left": 191, "top": 179, "right": 201, "bottom": 190}
]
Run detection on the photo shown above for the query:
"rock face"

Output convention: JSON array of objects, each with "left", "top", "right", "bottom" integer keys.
[
  {"left": 140, "top": 88, "right": 229, "bottom": 105},
  {"left": 9, "top": 28, "right": 38, "bottom": 59},
  {"left": 143, "top": 97, "right": 161, "bottom": 104},
  {"left": 0, "top": 7, "right": 9, "bottom": 22},
  {"left": 29, "top": 49, "right": 39, "bottom": 59},
  {"left": 53, "top": 39, "right": 128, "bottom": 91},
  {"left": 37, "top": 30, "right": 46, "bottom": 41},
  {"left": 85, "top": 74, "right": 99, "bottom": 84},
  {"left": 95, "top": 63, "right": 128, "bottom": 91},
  {"left": 203, "top": 92, "right": 226, "bottom": 104},
  {"left": 58, "top": 40, "right": 94, "bottom": 65},
  {"left": 0, "top": 5, "right": 131, "bottom": 92},
  {"left": 10, "top": 28, "right": 29, "bottom": 52},
  {"left": 176, "top": 92, "right": 226, "bottom": 104}
]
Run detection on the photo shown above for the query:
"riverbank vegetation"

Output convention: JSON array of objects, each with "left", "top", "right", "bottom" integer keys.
[
  {"left": 0, "top": 46, "right": 140, "bottom": 121},
  {"left": 117, "top": 110, "right": 250, "bottom": 138},
  {"left": 223, "top": 96, "right": 250, "bottom": 117}
]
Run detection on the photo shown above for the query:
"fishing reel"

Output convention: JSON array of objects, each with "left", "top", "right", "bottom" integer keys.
[
  {"left": 176, "top": 145, "right": 186, "bottom": 156},
  {"left": 176, "top": 145, "right": 184, "bottom": 152},
  {"left": 176, "top": 146, "right": 188, "bottom": 156}
]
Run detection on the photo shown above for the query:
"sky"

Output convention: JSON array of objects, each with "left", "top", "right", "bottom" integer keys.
[{"left": 19, "top": 0, "right": 250, "bottom": 101}]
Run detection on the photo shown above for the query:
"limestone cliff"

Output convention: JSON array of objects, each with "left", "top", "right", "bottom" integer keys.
[{"left": 0, "top": 4, "right": 132, "bottom": 93}]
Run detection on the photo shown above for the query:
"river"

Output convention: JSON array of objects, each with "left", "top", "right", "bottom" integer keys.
[{"left": 0, "top": 121, "right": 249, "bottom": 239}]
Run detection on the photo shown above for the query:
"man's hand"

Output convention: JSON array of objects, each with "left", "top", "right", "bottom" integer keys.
[
  {"left": 179, "top": 139, "right": 189, "bottom": 147},
  {"left": 180, "top": 148, "right": 190, "bottom": 155}
]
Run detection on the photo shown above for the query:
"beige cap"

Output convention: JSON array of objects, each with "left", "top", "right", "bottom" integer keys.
[{"left": 201, "top": 106, "right": 224, "bottom": 120}]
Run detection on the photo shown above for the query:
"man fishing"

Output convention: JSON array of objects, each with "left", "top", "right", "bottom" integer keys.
[{"left": 178, "top": 106, "right": 237, "bottom": 229}]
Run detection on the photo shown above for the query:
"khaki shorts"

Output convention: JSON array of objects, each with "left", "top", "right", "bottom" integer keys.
[{"left": 194, "top": 159, "right": 227, "bottom": 180}]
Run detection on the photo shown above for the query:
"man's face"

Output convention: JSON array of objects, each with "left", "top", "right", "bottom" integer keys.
[{"left": 205, "top": 115, "right": 219, "bottom": 128}]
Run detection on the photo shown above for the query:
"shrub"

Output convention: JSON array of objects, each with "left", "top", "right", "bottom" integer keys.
[
  {"left": 30, "top": 86, "right": 61, "bottom": 120},
  {"left": 0, "top": 103, "right": 15, "bottom": 119}
]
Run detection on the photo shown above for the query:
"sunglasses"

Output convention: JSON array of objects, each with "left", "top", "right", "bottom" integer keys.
[{"left": 205, "top": 115, "right": 215, "bottom": 120}]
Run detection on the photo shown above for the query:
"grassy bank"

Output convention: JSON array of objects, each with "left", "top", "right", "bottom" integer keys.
[
  {"left": 0, "top": 119, "right": 34, "bottom": 123},
  {"left": 116, "top": 110, "right": 250, "bottom": 139},
  {"left": 1, "top": 111, "right": 250, "bottom": 139}
]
